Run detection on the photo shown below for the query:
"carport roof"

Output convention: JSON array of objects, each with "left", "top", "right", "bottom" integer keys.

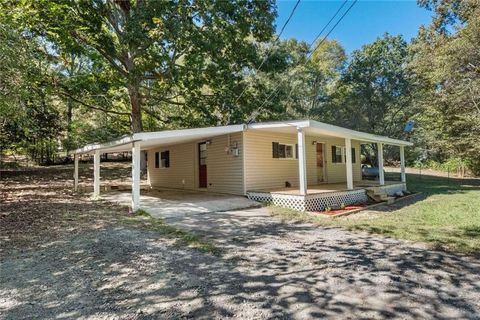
[{"left": 74, "top": 119, "right": 412, "bottom": 154}]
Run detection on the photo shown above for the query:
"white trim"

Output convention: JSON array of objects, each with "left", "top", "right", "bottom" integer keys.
[
  {"left": 242, "top": 131, "right": 247, "bottom": 195},
  {"left": 400, "top": 146, "right": 406, "bottom": 183},
  {"left": 131, "top": 141, "right": 141, "bottom": 211},
  {"left": 307, "top": 120, "right": 412, "bottom": 146},
  {"left": 248, "top": 120, "right": 310, "bottom": 130},
  {"left": 297, "top": 128, "right": 307, "bottom": 196},
  {"left": 93, "top": 150, "right": 100, "bottom": 198},
  {"left": 73, "top": 119, "right": 411, "bottom": 157},
  {"left": 345, "top": 138, "right": 354, "bottom": 190},
  {"left": 378, "top": 143, "right": 385, "bottom": 186},
  {"left": 74, "top": 135, "right": 134, "bottom": 154},
  {"left": 275, "top": 142, "right": 295, "bottom": 160},
  {"left": 135, "top": 124, "right": 245, "bottom": 141},
  {"left": 74, "top": 154, "right": 79, "bottom": 192}
]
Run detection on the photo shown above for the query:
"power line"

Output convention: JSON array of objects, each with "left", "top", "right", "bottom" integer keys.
[
  {"left": 308, "top": 0, "right": 358, "bottom": 58},
  {"left": 233, "top": 0, "right": 301, "bottom": 106},
  {"left": 249, "top": 0, "right": 358, "bottom": 121},
  {"left": 307, "top": 0, "right": 348, "bottom": 51}
]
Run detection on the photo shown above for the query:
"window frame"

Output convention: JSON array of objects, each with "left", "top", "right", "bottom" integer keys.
[
  {"left": 332, "top": 145, "right": 356, "bottom": 164},
  {"left": 273, "top": 142, "right": 296, "bottom": 160},
  {"left": 155, "top": 150, "right": 170, "bottom": 169},
  {"left": 332, "top": 145, "right": 344, "bottom": 164},
  {"left": 160, "top": 150, "right": 170, "bottom": 168}
]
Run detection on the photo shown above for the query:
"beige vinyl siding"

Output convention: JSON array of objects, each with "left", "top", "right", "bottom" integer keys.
[
  {"left": 147, "top": 133, "right": 244, "bottom": 195},
  {"left": 317, "top": 137, "right": 362, "bottom": 183},
  {"left": 244, "top": 130, "right": 300, "bottom": 191},
  {"left": 147, "top": 142, "right": 196, "bottom": 190},
  {"left": 244, "top": 130, "right": 362, "bottom": 191},
  {"left": 204, "top": 133, "right": 244, "bottom": 195}
]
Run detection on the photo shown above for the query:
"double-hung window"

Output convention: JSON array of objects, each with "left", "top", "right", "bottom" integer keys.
[
  {"left": 155, "top": 150, "right": 170, "bottom": 168},
  {"left": 272, "top": 142, "right": 296, "bottom": 159},
  {"left": 331, "top": 146, "right": 356, "bottom": 164}
]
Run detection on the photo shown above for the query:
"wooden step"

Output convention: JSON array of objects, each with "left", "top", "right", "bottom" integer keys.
[{"left": 366, "top": 188, "right": 394, "bottom": 203}]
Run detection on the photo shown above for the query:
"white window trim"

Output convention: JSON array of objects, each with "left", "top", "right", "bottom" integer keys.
[
  {"left": 277, "top": 143, "right": 296, "bottom": 160},
  {"left": 156, "top": 150, "right": 170, "bottom": 169}
]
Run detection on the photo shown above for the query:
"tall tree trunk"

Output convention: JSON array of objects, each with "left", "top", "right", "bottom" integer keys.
[
  {"left": 127, "top": 82, "right": 147, "bottom": 174},
  {"left": 128, "top": 83, "right": 143, "bottom": 133}
]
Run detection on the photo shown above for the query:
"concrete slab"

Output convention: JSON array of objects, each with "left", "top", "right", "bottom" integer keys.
[{"left": 100, "top": 188, "right": 260, "bottom": 219}]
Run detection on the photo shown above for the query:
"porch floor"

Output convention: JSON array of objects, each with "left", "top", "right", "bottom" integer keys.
[{"left": 249, "top": 180, "right": 403, "bottom": 195}]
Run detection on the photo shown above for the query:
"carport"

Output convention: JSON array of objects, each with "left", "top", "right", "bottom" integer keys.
[
  {"left": 72, "top": 125, "right": 246, "bottom": 211},
  {"left": 101, "top": 188, "right": 258, "bottom": 218}
]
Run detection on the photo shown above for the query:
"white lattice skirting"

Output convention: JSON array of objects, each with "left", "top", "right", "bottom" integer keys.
[{"left": 247, "top": 189, "right": 369, "bottom": 212}]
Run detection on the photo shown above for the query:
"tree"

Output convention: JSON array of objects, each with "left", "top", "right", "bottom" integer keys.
[
  {"left": 14, "top": 0, "right": 276, "bottom": 133},
  {"left": 328, "top": 34, "right": 416, "bottom": 138},
  {"left": 411, "top": 0, "right": 480, "bottom": 174}
]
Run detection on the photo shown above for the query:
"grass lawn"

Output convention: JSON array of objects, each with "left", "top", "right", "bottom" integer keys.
[{"left": 270, "top": 173, "right": 480, "bottom": 254}]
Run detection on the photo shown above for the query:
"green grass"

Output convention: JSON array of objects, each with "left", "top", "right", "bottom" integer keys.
[
  {"left": 120, "top": 209, "right": 220, "bottom": 255},
  {"left": 269, "top": 173, "right": 480, "bottom": 254}
]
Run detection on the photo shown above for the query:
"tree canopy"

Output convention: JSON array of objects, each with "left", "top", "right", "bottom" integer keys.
[{"left": 1, "top": 0, "right": 478, "bottom": 175}]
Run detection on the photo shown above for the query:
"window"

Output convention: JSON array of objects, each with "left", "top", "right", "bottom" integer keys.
[
  {"left": 155, "top": 152, "right": 160, "bottom": 168},
  {"left": 332, "top": 146, "right": 356, "bottom": 164},
  {"left": 332, "top": 145, "right": 343, "bottom": 163},
  {"left": 155, "top": 150, "right": 170, "bottom": 168},
  {"left": 272, "top": 142, "right": 295, "bottom": 159},
  {"left": 160, "top": 150, "right": 170, "bottom": 168}
]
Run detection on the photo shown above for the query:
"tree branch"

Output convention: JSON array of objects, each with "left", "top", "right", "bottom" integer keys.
[{"left": 57, "top": 89, "right": 130, "bottom": 116}]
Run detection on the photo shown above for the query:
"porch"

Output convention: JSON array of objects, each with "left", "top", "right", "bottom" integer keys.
[
  {"left": 246, "top": 181, "right": 407, "bottom": 212},
  {"left": 250, "top": 180, "right": 402, "bottom": 195}
]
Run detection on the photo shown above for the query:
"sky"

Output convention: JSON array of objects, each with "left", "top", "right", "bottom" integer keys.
[{"left": 275, "top": 0, "right": 434, "bottom": 53}]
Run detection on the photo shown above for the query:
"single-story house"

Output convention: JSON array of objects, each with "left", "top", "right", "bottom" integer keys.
[{"left": 73, "top": 119, "right": 412, "bottom": 212}]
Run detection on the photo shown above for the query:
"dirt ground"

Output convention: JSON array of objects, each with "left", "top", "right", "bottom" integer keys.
[{"left": 1, "top": 164, "right": 480, "bottom": 319}]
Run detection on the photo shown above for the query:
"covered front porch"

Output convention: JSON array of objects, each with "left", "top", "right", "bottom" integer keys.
[
  {"left": 244, "top": 121, "right": 412, "bottom": 211},
  {"left": 247, "top": 181, "right": 407, "bottom": 212},
  {"left": 250, "top": 180, "right": 403, "bottom": 195}
]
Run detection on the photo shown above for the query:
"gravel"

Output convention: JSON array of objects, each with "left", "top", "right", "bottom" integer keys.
[{"left": 2, "top": 167, "right": 480, "bottom": 319}]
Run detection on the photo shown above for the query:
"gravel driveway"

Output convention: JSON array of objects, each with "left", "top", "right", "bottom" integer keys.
[{"left": 2, "top": 167, "right": 480, "bottom": 319}]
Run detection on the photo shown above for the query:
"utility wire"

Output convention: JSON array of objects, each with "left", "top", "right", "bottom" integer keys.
[
  {"left": 248, "top": 0, "right": 358, "bottom": 122},
  {"left": 307, "top": 0, "right": 348, "bottom": 51},
  {"left": 308, "top": 0, "right": 357, "bottom": 58},
  {"left": 233, "top": 0, "right": 301, "bottom": 106}
]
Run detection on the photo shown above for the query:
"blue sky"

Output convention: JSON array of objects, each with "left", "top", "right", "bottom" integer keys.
[{"left": 276, "top": 0, "right": 433, "bottom": 53}]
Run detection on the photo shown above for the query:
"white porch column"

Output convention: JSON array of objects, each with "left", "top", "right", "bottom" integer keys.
[
  {"left": 93, "top": 150, "right": 100, "bottom": 198},
  {"left": 400, "top": 145, "right": 406, "bottom": 183},
  {"left": 345, "top": 138, "right": 354, "bottom": 190},
  {"left": 74, "top": 153, "right": 79, "bottom": 192},
  {"left": 297, "top": 127, "right": 307, "bottom": 196},
  {"left": 377, "top": 143, "right": 385, "bottom": 186},
  {"left": 131, "top": 141, "right": 141, "bottom": 211}
]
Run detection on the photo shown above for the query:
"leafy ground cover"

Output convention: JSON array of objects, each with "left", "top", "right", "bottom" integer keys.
[
  {"left": 270, "top": 173, "right": 480, "bottom": 254},
  {"left": 0, "top": 163, "right": 217, "bottom": 254}
]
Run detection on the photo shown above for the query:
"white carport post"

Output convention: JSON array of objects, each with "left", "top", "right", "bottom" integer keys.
[
  {"left": 131, "top": 141, "right": 141, "bottom": 211},
  {"left": 400, "top": 145, "right": 406, "bottom": 183},
  {"left": 377, "top": 142, "right": 385, "bottom": 186},
  {"left": 297, "top": 127, "right": 307, "bottom": 196},
  {"left": 93, "top": 150, "right": 100, "bottom": 198},
  {"left": 74, "top": 153, "right": 79, "bottom": 192},
  {"left": 345, "top": 138, "right": 354, "bottom": 190}
]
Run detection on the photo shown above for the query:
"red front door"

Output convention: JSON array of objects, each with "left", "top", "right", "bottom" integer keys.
[{"left": 198, "top": 142, "right": 207, "bottom": 188}]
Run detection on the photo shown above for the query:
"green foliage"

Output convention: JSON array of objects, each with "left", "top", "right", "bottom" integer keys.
[
  {"left": 269, "top": 174, "right": 480, "bottom": 254},
  {"left": 322, "top": 34, "right": 416, "bottom": 139},
  {"left": 410, "top": 1, "right": 480, "bottom": 175},
  {"left": 1, "top": 0, "right": 478, "bottom": 176}
]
